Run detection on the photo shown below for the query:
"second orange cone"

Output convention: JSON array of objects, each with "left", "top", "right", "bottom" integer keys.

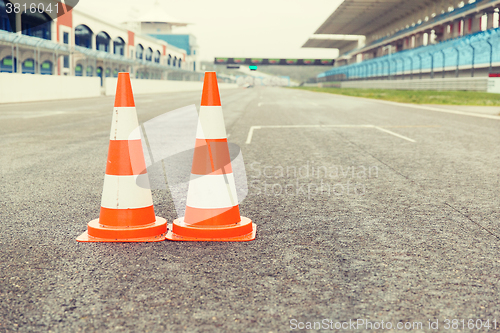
[{"left": 166, "top": 72, "right": 257, "bottom": 242}]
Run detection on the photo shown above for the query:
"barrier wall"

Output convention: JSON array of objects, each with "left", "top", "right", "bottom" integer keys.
[
  {"left": 338, "top": 77, "right": 500, "bottom": 92},
  {"left": 0, "top": 74, "right": 239, "bottom": 104},
  {"left": 0, "top": 73, "right": 101, "bottom": 104},
  {"left": 104, "top": 78, "right": 238, "bottom": 96}
]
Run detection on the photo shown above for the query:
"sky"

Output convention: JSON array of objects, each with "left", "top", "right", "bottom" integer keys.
[{"left": 77, "top": 0, "right": 343, "bottom": 61}]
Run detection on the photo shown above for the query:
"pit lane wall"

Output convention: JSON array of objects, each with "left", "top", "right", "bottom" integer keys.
[
  {"left": 0, "top": 73, "right": 101, "bottom": 104},
  {"left": 0, "top": 74, "right": 239, "bottom": 104}
]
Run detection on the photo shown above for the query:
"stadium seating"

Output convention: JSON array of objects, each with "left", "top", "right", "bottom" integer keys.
[
  {"left": 319, "top": 0, "right": 500, "bottom": 80},
  {"left": 320, "top": 27, "right": 500, "bottom": 79}
]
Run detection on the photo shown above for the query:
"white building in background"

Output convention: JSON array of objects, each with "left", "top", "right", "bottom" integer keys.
[
  {"left": 0, "top": 1, "right": 199, "bottom": 85},
  {"left": 126, "top": 1, "right": 199, "bottom": 72}
]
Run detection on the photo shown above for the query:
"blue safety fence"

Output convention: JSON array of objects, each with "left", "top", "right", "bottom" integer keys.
[{"left": 319, "top": 27, "right": 500, "bottom": 79}]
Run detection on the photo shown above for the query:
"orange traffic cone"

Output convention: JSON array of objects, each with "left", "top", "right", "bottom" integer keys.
[
  {"left": 77, "top": 73, "right": 167, "bottom": 242},
  {"left": 166, "top": 72, "right": 256, "bottom": 242}
]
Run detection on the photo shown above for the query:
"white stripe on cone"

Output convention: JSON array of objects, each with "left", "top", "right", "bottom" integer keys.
[
  {"left": 110, "top": 107, "right": 141, "bottom": 140},
  {"left": 196, "top": 106, "right": 227, "bottom": 139},
  {"left": 101, "top": 174, "right": 154, "bottom": 209},
  {"left": 186, "top": 173, "right": 238, "bottom": 209}
]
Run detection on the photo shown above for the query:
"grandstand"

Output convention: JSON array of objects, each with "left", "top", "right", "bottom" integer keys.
[{"left": 304, "top": 0, "right": 500, "bottom": 83}]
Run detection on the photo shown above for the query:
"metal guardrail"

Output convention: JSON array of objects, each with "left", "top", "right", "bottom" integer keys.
[{"left": 0, "top": 30, "right": 69, "bottom": 53}]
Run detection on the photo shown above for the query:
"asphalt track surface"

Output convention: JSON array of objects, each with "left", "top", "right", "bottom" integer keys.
[{"left": 1, "top": 87, "right": 500, "bottom": 332}]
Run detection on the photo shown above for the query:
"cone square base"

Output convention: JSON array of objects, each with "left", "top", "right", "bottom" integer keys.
[
  {"left": 76, "top": 217, "right": 168, "bottom": 242},
  {"left": 166, "top": 216, "right": 256, "bottom": 242}
]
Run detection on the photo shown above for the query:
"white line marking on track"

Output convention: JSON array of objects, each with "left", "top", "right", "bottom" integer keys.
[
  {"left": 310, "top": 102, "right": 319, "bottom": 106},
  {"left": 381, "top": 101, "right": 500, "bottom": 120},
  {"left": 23, "top": 111, "right": 66, "bottom": 119},
  {"left": 245, "top": 124, "right": 416, "bottom": 144},
  {"left": 334, "top": 95, "right": 500, "bottom": 120},
  {"left": 245, "top": 126, "right": 261, "bottom": 144},
  {"left": 373, "top": 126, "right": 416, "bottom": 142}
]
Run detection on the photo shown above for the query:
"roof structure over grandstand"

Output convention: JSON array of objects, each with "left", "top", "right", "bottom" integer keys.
[
  {"left": 313, "top": 0, "right": 435, "bottom": 36},
  {"left": 302, "top": 34, "right": 364, "bottom": 54},
  {"left": 302, "top": 38, "right": 358, "bottom": 52}
]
